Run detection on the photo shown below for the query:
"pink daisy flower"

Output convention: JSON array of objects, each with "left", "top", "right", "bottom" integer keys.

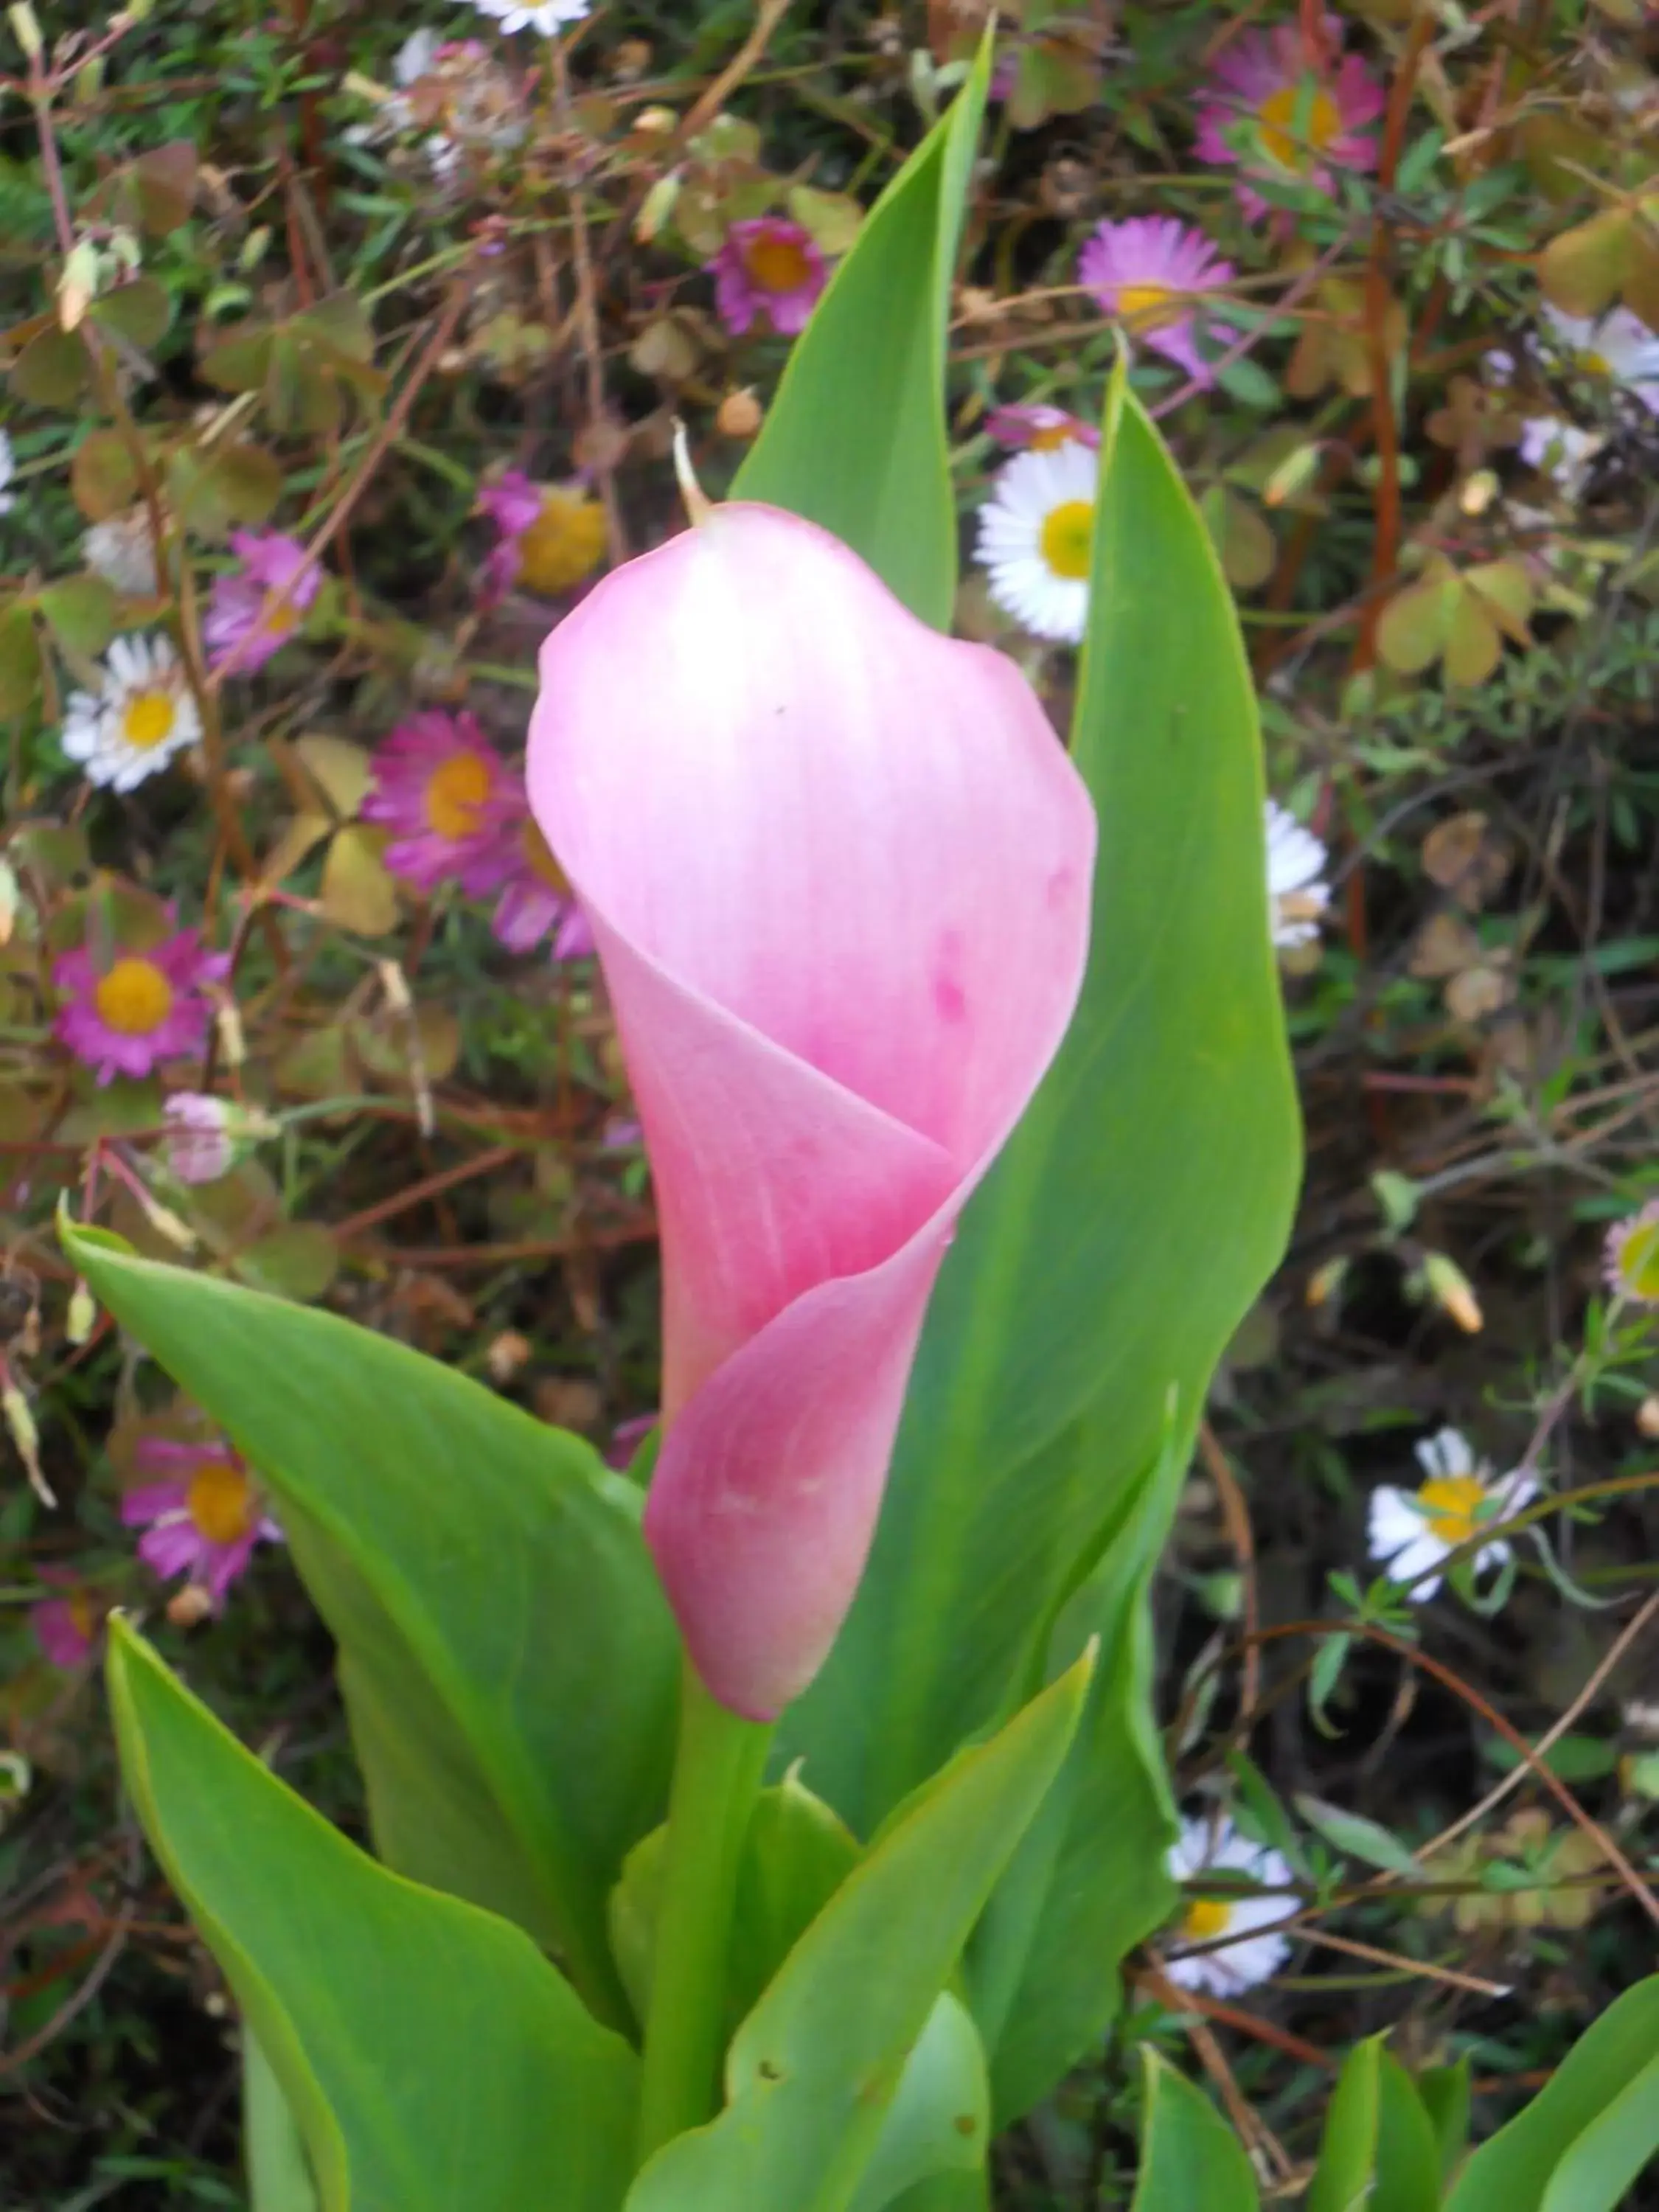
[
  {"left": 362, "top": 711, "right": 519, "bottom": 895},
  {"left": 708, "top": 218, "right": 829, "bottom": 338},
  {"left": 1605, "top": 1198, "right": 1659, "bottom": 1306},
  {"left": 204, "top": 531, "right": 322, "bottom": 675},
  {"left": 31, "top": 1570, "right": 101, "bottom": 1669},
  {"left": 1194, "top": 18, "right": 1382, "bottom": 220},
  {"left": 984, "top": 404, "right": 1101, "bottom": 452},
  {"left": 54, "top": 927, "right": 230, "bottom": 1087},
  {"left": 122, "top": 1436, "right": 282, "bottom": 1610},
  {"left": 489, "top": 811, "right": 594, "bottom": 956},
  {"left": 1077, "top": 218, "right": 1237, "bottom": 382},
  {"left": 478, "top": 470, "right": 607, "bottom": 604}
]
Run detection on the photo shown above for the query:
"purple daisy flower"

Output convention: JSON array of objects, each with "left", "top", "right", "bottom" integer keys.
[
  {"left": 984, "top": 404, "right": 1101, "bottom": 452},
  {"left": 708, "top": 218, "right": 829, "bottom": 338},
  {"left": 53, "top": 927, "right": 230, "bottom": 1087},
  {"left": 362, "top": 711, "right": 521, "bottom": 895},
  {"left": 122, "top": 1436, "right": 282, "bottom": 1610},
  {"left": 204, "top": 532, "right": 322, "bottom": 676},
  {"left": 1194, "top": 18, "right": 1382, "bottom": 220},
  {"left": 1077, "top": 218, "right": 1237, "bottom": 382},
  {"left": 488, "top": 811, "right": 594, "bottom": 956}
]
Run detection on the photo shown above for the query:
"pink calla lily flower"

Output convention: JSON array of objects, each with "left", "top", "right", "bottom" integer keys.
[{"left": 528, "top": 504, "right": 1095, "bottom": 1719}]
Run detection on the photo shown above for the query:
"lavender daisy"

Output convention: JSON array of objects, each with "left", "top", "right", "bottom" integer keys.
[
  {"left": 362, "top": 711, "right": 520, "bottom": 895},
  {"left": 53, "top": 927, "right": 229, "bottom": 1087},
  {"left": 122, "top": 1436, "right": 282, "bottom": 1611},
  {"left": 1077, "top": 218, "right": 1236, "bottom": 382},
  {"left": 204, "top": 531, "right": 321, "bottom": 675}
]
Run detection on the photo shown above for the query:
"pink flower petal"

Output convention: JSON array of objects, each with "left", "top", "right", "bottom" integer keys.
[{"left": 528, "top": 503, "right": 1094, "bottom": 1715}]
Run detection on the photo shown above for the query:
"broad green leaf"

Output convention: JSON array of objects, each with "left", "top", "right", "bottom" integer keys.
[
  {"left": 65, "top": 1223, "right": 678, "bottom": 2029},
  {"left": 108, "top": 1621, "right": 638, "bottom": 2212},
  {"left": 1538, "top": 2051, "right": 1659, "bottom": 2212},
  {"left": 1419, "top": 2059, "right": 1472, "bottom": 2185},
  {"left": 1374, "top": 2050, "right": 1444, "bottom": 2212},
  {"left": 849, "top": 1995, "right": 990, "bottom": 2212},
  {"left": 1449, "top": 1978, "right": 1659, "bottom": 2212},
  {"left": 625, "top": 1653, "right": 1092, "bottom": 2212},
  {"left": 245, "top": 2028, "right": 319, "bottom": 2212},
  {"left": 1130, "top": 2051, "right": 1259, "bottom": 2212},
  {"left": 1308, "top": 2037, "right": 1382, "bottom": 2212},
  {"left": 732, "top": 38, "right": 990, "bottom": 625},
  {"left": 785, "top": 371, "right": 1300, "bottom": 2121}
]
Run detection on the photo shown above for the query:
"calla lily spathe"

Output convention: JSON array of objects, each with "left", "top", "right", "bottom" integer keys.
[{"left": 529, "top": 503, "right": 1095, "bottom": 1718}]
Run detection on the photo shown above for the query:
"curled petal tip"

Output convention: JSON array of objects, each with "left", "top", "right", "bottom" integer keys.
[{"left": 671, "top": 420, "right": 714, "bottom": 528}]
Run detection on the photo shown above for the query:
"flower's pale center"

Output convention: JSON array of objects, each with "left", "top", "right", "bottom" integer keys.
[
  {"left": 515, "top": 491, "right": 607, "bottom": 595},
  {"left": 1258, "top": 83, "right": 1341, "bottom": 167},
  {"left": 1182, "top": 1896, "right": 1234, "bottom": 1943},
  {"left": 1615, "top": 1220, "right": 1659, "bottom": 1301},
  {"left": 122, "top": 689, "right": 178, "bottom": 751},
  {"left": 68, "top": 1590, "right": 97, "bottom": 1639},
  {"left": 1116, "top": 281, "right": 1177, "bottom": 330},
  {"left": 522, "top": 817, "right": 568, "bottom": 891},
  {"left": 1575, "top": 348, "right": 1612, "bottom": 378},
  {"left": 1029, "top": 422, "right": 1078, "bottom": 451},
  {"left": 93, "top": 956, "right": 173, "bottom": 1037},
  {"left": 1418, "top": 1473, "right": 1488, "bottom": 1547},
  {"left": 1039, "top": 498, "right": 1095, "bottom": 581},
  {"left": 742, "top": 232, "right": 813, "bottom": 295},
  {"left": 260, "top": 588, "right": 300, "bottom": 641},
  {"left": 187, "top": 1459, "right": 257, "bottom": 1545},
  {"left": 425, "top": 752, "right": 493, "bottom": 841}
]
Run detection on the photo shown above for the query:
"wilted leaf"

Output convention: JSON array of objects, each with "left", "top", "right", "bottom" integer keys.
[
  {"left": 356, "top": 1004, "right": 461, "bottom": 1088},
  {"left": 1465, "top": 559, "right": 1534, "bottom": 644},
  {"left": 630, "top": 316, "right": 703, "bottom": 381},
  {"left": 167, "top": 441, "right": 283, "bottom": 537},
  {"left": 274, "top": 1020, "right": 355, "bottom": 1102},
  {"left": 1200, "top": 484, "right": 1276, "bottom": 591},
  {"left": 1445, "top": 956, "right": 1514, "bottom": 1023},
  {"left": 320, "top": 826, "right": 400, "bottom": 936},
  {"left": 1422, "top": 812, "right": 1513, "bottom": 911},
  {"left": 787, "top": 185, "right": 863, "bottom": 257},
  {"left": 294, "top": 734, "right": 373, "bottom": 820},
  {"left": 260, "top": 812, "right": 332, "bottom": 891},
  {"left": 38, "top": 577, "right": 118, "bottom": 658},
  {"left": 1539, "top": 209, "right": 1630, "bottom": 321},
  {"left": 11, "top": 325, "right": 91, "bottom": 409},
  {"left": 1376, "top": 575, "right": 1450, "bottom": 675},
  {"left": 133, "top": 142, "right": 198, "bottom": 236},
  {"left": 232, "top": 1223, "right": 340, "bottom": 1302},
  {"left": 71, "top": 431, "right": 143, "bottom": 522},
  {"left": 0, "top": 606, "right": 41, "bottom": 717},
  {"left": 1408, "top": 910, "right": 1482, "bottom": 979}
]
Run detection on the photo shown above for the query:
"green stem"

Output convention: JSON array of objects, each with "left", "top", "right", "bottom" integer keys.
[{"left": 633, "top": 1665, "right": 774, "bottom": 2169}]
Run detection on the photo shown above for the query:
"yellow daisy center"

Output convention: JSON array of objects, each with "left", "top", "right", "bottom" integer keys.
[
  {"left": 1258, "top": 83, "right": 1341, "bottom": 169},
  {"left": 1182, "top": 1896, "right": 1234, "bottom": 1942},
  {"left": 1417, "top": 1473, "right": 1488, "bottom": 1547},
  {"left": 1116, "top": 281, "right": 1176, "bottom": 331},
  {"left": 516, "top": 490, "right": 607, "bottom": 596},
  {"left": 425, "top": 751, "right": 494, "bottom": 841},
  {"left": 122, "top": 688, "right": 178, "bottom": 751},
  {"left": 69, "top": 1590, "right": 97, "bottom": 1639},
  {"left": 742, "top": 233, "right": 813, "bottom": 295},
  {"left": 187, "top": 1458, "right": 257, "bottom": 1545},
  {"left": 1575, "top": 349, "right": 1611, "bottom": 378},
  {"left": 1615, "top": 1220, "right": 1659, "bottom": 1300},
  {"left": 93, "top": 956, "right": 173, "bottom": 1037},
  {"left": 261, "top": 591, "right": 300, "bottom": 640},
  {"left": 1039, "top": 498, "right": 1094, "bottom": 582},
  {"left": 1029, "top": 422, "right": 1078, "bottom": 452}
]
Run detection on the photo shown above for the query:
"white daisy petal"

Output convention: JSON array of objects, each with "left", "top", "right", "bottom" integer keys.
[
  {"left": 1164, "top": 1819, "right": 1293, "bottom": 1997},
  {"left": 0, "top": 428, "right": 15, "bottom": 518},
  {"left": 1265, "top": 799, "right": 1329, "bottom": 950},
  {"left": 1414, "top": 1426, "right": 1475, "bottom": 1481},
  {"left": 975, "top": 442, "right": 1097, "bottom": 645},
  {"left": 83, "top": 511, "right": 160, "bottom": 595},
  {"left": 58, "top": 630, "right": 199, "bottom": 791}
]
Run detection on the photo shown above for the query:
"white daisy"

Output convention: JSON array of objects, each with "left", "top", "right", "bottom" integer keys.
[
  {"left": 1540, "top": 303, "right": 1659, "bottom": 414},
  {"left": 82, "top": 509, "right": 159, "bottom": 596},
  {"left": 60, "top": 633, "right": 201, "bottom": 793},
  {"left": 1367, "top": 1426, "right": 1538, "bottom": 1599},
  {"left": 1265, "top": 799, "right": 1329, "bottom": 950},
  {"left": 468, "top": 0, "right": 588, "bottom": 33},
  {"left": 1516, "top": 416, "right": 1604, "bottom": 495},
  {"left": 0, "top": 428, "right": 15, "bottom": 517},
  {"left": 975, "top": 441, "right": 1098, "bottom": 644},
  {"left": 1164, "top": 1818, "right": 1293, "bottom": 1998},
  {"left": 395, "top": 27, "right": 442, "bottom": 82}
]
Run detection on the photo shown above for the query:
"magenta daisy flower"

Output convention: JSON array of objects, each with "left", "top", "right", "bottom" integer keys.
[
  {"left": 1194, "top": 19, "right": 1382, "bottom": 220},
  {"left": 1605, "top": 1199, "right": 1659, "bottom": 1305},
  {"left": 708, "top": 218, "right": 829, "bottom": 338},
  {"left": 362, "top": 711, "right": 520, "bottom": 895},
  {"left": 122, "top": 1436, "right": 282, "bottom": 1610},
  {"left": 204, "top": 531, "right": 321, "bottom": 675},
  {"left": 53, "top": 927, "right": 230, "bottom": 1087},
  {"left": 478, "top": 470, "right": 606, "bottom": 603},
  {"left": 1077, "top": 218, "right": 1237, "bottom": 381},
  {"left": 31, "top": 1571, "right": 100, "bottom": 1669},
  {"left": 490, "top": 812, "right": 594, "bottom": 956},
  {"left": 984, "top": 404, "right": 1101, "bottom": 453}
]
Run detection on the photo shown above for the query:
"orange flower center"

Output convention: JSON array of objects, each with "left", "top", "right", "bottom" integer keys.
[
  {"left": 515, "top": 490, "right": 607, "bottom": 596},
  {"left": 1257, "top": 83, "right": 1341, "bottom": 169},
  {"left": 1029, "top": 422, "right": 1079, "bottom": 451},
  {"left": 1116, "top": 281, "right": 1177, "bottom": 331},
  {"left": 425, "top": 751, "right": 494, "bottom": 840},
  {"left": 742, "top": 232, "right": 813, "bottom": 295},
  {"left": 1615, "top": 1220, "right": 1659, "bottom": 1300},
  {"left": 93, "top": 956, "right": 173, "bottom": 1036},
  {"left": 187, "top": 1459, "right": 257, "bottom": 1545},
  {"left": 1575, "top": 348, "right": 1611, "bottom": 378},
  {"left": 1182, "top": 1896, "right": 1234, "bottom": 1942},
  {"left": 1417, "top": 1473, "right": 1488, "bottom": 1547},
  {"left": 260, "top": 590, "right": 300, "bottom": 641},
  {"left": 122, "top": 689, "right": 178, "bottom": 751},
  {"left": 1039, "top": 498, "right": 1094, "bottom": 581}
]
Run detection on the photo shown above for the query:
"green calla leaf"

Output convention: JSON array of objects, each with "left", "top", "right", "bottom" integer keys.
[
  {"left": 1130, "top": 2051, "right": 1259, "bottom": 2212},
  {"left": 63, "top": 1221, "right": 678, "bottom": 2031},
  {"left": 625, "top": 1652, "right": 1092, "bottom": 2212},
  {"left": 1308, "top": 2037, "right": 1383, "bottom": 2212},
  {"left": 733, "top": 35, "right": 991, "bottom": 627},
  {"left": 108, "top": 1621, "right": 638, "bottom": 2212}
]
